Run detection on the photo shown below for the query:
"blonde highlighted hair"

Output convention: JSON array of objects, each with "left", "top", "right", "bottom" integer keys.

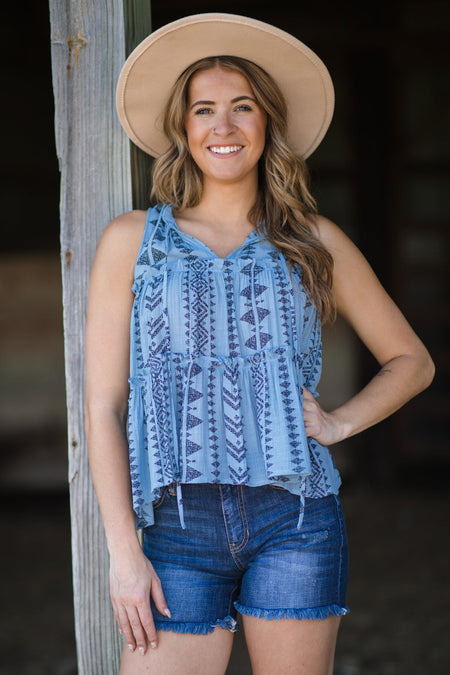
[{"left": 151, "top": 55, "right": 335, "bottom": 323}]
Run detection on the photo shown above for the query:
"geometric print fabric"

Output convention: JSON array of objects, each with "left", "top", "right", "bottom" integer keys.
[{"left": 128, "top": 205, "right": 341, "bottom": 528}]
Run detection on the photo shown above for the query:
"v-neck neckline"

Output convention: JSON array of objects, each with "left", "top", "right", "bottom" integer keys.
[{"left": 164, "top": 205, "right": 260, "bottom": 260}]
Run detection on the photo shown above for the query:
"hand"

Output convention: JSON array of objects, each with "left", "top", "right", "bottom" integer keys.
[
  {"left": 302, "top": 387, "right": 342, "bottom": 446},
  {"left": 109, "top": 547, "right": 171, "bottom": 654}
]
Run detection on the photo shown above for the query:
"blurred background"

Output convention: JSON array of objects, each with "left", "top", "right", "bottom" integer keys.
[{"left": 0, "top": 1, "right": 449, "bottom": 673}]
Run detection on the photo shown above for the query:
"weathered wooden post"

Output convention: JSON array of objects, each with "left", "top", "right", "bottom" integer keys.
[{"left": 49, "top": 1, "right": 151, "bottom": 672}]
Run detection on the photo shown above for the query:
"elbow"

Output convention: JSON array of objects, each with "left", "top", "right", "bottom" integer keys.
[
  {"left": 423, "top": 353, "right": 435, "bottom": 389},
  {"left": 84, "top": 397, "right": 128, "bottom": 441},
  {"left": 416, "top": 348, "right": 435, "bottom": 393}
]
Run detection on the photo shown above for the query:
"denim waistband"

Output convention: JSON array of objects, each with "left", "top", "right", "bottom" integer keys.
[{"left": 173, "top": 478, "right": 307, "bottom": 531}]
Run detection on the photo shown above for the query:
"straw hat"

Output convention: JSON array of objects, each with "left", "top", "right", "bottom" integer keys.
[{"left": 116, "top": 12, "right": 334, "bottom": 158}]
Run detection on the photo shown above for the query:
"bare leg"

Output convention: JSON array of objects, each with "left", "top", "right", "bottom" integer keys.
[
  {"left": 243, "top": 615, "right": 341, "bottom": 675},
  {"left": 120, "top": 627, "right": 234, "bottom": 675}
]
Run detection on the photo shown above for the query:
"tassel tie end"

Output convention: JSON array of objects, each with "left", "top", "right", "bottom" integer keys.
[
  {"left": 296, "top": 478, "right": 307, "bottom": 530},
  {"left": 176, "top": 482, "right": 186, "bottom": 529}
]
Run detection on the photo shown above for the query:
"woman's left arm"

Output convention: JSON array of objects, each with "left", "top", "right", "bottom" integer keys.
[{"left": 302, "top": 215, "right": 435, "bottom": 446}]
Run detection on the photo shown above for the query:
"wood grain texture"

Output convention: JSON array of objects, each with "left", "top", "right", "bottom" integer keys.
[{"left": 48, "top": 1, "right": 151, "bottom": 671}]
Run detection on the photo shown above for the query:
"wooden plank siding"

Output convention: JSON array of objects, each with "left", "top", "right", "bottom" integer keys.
[{"left": 49, "top": 1, "right": 151, "bottom": 671}]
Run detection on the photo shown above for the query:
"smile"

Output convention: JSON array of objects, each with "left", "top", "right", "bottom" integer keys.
[{"left": 208, "top": 145, "right": 243, "bottom": 155}]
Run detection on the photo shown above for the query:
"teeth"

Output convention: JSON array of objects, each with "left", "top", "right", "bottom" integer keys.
[{"left": 209, "top": 145, "right": 243, "bottom": 154}]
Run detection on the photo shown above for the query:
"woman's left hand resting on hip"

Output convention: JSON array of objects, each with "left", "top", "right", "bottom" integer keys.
[{"left": 303, "top": 387, "right": 342, "bottom": 446}]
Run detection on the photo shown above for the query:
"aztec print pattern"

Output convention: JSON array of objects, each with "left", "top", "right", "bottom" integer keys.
[{"left": 128, "top": 205, "right": 341, "bottom": 527}]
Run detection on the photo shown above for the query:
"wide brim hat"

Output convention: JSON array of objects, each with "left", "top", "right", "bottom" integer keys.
[{"left": 116, "top": 12, "right": 334, "bottom": 159}]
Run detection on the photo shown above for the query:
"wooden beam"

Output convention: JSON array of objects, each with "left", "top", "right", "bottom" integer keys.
[
  {"left": 48, "top": 1, "right": 151, "bottom": 672},
  {"left": 124, "top": 1, "right": 154, "bottom": 209}
]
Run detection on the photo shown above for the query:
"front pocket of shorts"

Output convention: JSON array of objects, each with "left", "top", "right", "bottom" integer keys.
[{"left": 299, "top": 496, "right": 338, "bottom": 543}]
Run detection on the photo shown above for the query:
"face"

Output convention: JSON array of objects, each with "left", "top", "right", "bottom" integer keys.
[{"left": 184, "top": 67, "right": 267, "bottom": 188}]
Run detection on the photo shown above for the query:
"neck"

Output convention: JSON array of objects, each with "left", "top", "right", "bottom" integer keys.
[{"left": 197, "top": 178, "right": 258, "bottom": 227}]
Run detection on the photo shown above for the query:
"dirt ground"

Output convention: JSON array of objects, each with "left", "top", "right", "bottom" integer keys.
[{"left": 1, "top": 482, "right": 449, "bottom": 675}]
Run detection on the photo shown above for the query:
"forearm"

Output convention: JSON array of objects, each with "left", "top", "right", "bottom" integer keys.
[
  {"left": 86, "top": 405, "right": 170, "bottom": 651},
  {"left": 329, "top": 351, "right": 435, "bottom": 444},
  {"left": 85, "top": 406, "right": 141, "bottom": 557}
]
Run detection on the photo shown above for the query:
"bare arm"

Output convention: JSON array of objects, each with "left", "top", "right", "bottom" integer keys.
[
  {"left": 85, "top": 210, "right": 169, "bottom": 654},
  {"left": 303, "top": 216, "right": 435, "bottom": 445}
]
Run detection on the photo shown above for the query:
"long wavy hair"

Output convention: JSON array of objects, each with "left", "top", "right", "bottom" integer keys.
[{"left": 151, "top": 55, "right": 335, "bottom": 322}]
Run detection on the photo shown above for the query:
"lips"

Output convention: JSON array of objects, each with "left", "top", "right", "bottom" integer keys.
[{"left": 208, "top": 145, "right": 243, "bottom": 154}]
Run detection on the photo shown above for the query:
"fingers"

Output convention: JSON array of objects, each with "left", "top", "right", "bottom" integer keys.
[
  {"left": 302, "top": 387, "right": 341, "bottom": 445},
  {"left": 302, "top": 387, "right": 323, "bottom": 439},
  {"left": 137, "top": 598, "right": 159, "bottom": 650},
  {"left": 110, "top": 567, "right": 171, "bottom": 655},
  {"left": 133, "top": 573, "right": 172, "bottom": 651},
  {"left": 111, "top": 595, "right": 136, "bottom": 652},
  {"left": 130, "top": 604, "right": 156, "bottom": 654},
  {"left": 151, "top": 574, "right": 172, "bottom": 620},
  {"left": 114, "top": 599, "right": 157, "bottom": 655},
  {"left": 116, "top": 603, "right": 138, "bottom": 653},
  {"left": 124, "top": 606, "right": 151, "bottom": 654},
  {"left": 302, "top": 387, "right": 319, "bottom": 421}
]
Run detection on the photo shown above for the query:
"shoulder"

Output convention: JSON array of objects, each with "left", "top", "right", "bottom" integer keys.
[
  {"left": 306, "top": 212, "right": 384, "bottom": 304},
  {"left": 90, "top": 210, "right": 148, "bottom": 283},
  {"left": 306, "top": 213, "right": 357, "bottom": 258},
  {"left": 306, "top": 213, "right": 372, "bottom": 279},
  {"left": 98, "top": 209, "right": 147, "bottom": 251},
  {"left": 95, "top": 209, "right": 147, "bottom": 264}
]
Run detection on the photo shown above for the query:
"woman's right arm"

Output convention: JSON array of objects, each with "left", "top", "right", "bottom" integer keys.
[{"left": 84, "top": 211, "right": 170, "bottom": 655}]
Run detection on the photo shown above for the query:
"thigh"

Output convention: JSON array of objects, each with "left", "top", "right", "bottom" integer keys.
[
  {"left": 242, "top": 615, "right": 341, "bottom": 675},
  {"left": 237, "top": 493, "right": 349, "bottom": 617},
  {"left": 120, "top": 627, "right": 234, "bottom": 675}
]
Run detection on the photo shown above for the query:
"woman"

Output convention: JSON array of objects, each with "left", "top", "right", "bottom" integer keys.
[{"left": 85, "top": 14, "right": 434, "bottom": 675}]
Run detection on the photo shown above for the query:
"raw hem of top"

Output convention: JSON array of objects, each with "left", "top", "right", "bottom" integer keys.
[
  {"left": 234, "top": 602, "right": 350, "bottom": 621},
  {"left": 153, "top": 615, "right": 238, "bottom": 635}
]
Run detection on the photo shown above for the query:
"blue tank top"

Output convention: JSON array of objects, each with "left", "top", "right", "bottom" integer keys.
[{"left": 128, "top": 205, "right": 341, "bottom": 529}]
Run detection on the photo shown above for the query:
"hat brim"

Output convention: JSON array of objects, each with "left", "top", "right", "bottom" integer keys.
[{"left": 116, "top": 13, "right": 334, "bottom": 159}]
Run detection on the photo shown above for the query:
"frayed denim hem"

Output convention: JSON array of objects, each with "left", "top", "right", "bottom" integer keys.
[
  {"left": 154, "top": 615, "right": 239, "bottom": 635},
  {"left": 234, "top": 602, "right": 350, "bottom": 621}
]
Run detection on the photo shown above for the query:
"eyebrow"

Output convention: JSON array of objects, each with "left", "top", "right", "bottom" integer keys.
[{"left": 190, "top": 95, "right": 257, "bottom": 109}]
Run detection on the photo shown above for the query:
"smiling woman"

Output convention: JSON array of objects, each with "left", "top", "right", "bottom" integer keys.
[
  {"left": 85, "top": 13, "right": 434, "bottom": 675},
  {"left": 150, "top": 53, "right": 335, "bottom": 315},
  {"left": 183, "top": 67, "right": 267, "bottom": 192}
]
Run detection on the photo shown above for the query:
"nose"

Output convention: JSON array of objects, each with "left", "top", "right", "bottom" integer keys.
[{"left": 212, "top": 110, "right": 236, "bottom": 136}]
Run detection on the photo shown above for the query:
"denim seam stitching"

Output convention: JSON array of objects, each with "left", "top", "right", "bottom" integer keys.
[
  {"left": 232, "top": 486, "right": 250, "bottom": 553},
  {"left": 219, "top": 485, "right": 246, "bottom": 571},
  {"left": 228, "top": 583, "right": 240, "bottom": 617},
  {"left": 334, "top": 495, "right": 344, "bottom": 602}
]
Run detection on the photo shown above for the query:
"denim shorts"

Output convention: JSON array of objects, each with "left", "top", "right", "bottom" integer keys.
[{"left": 142, "top": 483, "right": 349, "bottom": 635}]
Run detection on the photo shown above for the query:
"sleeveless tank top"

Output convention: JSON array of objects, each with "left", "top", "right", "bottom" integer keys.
[{"left": 128, "top": 205, "right": 341, "bottom": 529}]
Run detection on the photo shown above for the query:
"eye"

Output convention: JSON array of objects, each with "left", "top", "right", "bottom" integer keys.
[
  {"left": 235, "top": 104, "right": 252, "bottom": 112},
  {"left": 194, "top": 107, "right": 213, "bottom": 115}
]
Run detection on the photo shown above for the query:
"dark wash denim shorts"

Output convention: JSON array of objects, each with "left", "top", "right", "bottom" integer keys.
[{"left": 143, "top": 483, "right": 349, "bottom": 635}]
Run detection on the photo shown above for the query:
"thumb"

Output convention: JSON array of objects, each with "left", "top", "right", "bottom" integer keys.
[{"left": 303, "top": 387, "right": 314, "bottom": 400}]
